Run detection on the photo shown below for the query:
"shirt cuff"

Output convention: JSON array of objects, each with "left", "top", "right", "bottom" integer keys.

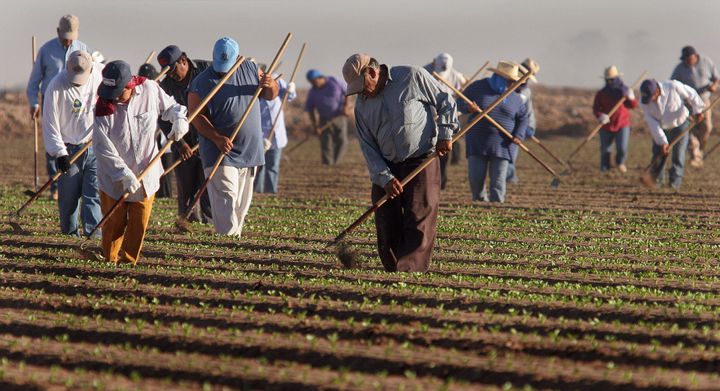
[
  {"left": 372, "top": 170, "right": 395, "bottom": 187},
  {"left": 437, "top": 125, "right": 454, "bottom": 140}
]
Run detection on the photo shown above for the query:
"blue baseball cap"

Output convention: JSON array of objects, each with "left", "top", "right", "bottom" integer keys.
[
  {"left": 640, "top": 79, "right": 658, "bottom": 104},
  {"left": 306, "top": 69, "right": 324, "bottom": 81},
  {"left": 213, "top": 37, "right": 239, "bottom": 73},
  {"left": 157, "top": 45, "right": 183, "bottom": 71},
  {"left": 98, "top": 60, "right": 132, "bottom": 100}
]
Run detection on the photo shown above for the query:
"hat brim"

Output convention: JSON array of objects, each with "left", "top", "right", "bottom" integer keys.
[
  {"left": 69, "top": 70, "right": 91, "bottom": 86},
  {"left": 59, "top": 30, "right": 78, "bottom": 40},
  {"left": 346, "top": 77, "right": 364, "bottom": 96},
  {"left": 97, "top": 83, "right": 125, "bottom": 100},
  {"left": 488, "top": 67, "right": 520, "bottom": 82}
]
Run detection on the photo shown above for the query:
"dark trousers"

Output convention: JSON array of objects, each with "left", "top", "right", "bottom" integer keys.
[
  {"left": 371, "top": 157, "right": 440, "bottom": 272},
  {"left": 176, "top": 154, "right": 212, "bottom": 223},
  {"left": 319, "top": 117, "right": 348, "bottom": 165},
  {"left": 439, "top": 154, "right": 449, "bottom": 190},
  {"left": 157, "top": 154, "right": 173, "bottom": 198}
]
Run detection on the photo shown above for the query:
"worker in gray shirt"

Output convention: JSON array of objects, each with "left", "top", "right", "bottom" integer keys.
[
  {"left": 671, "top": 45, "right": 719, "bottom": 167},
  {"left": 342, "top": 53, "right": 458, "bottom": 273}
]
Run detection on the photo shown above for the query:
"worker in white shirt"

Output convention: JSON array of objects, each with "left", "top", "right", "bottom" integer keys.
[
  {"left": 639, "top": 79, "right": 705, "bottom": 190},
  {"left": 93, "top": 60, "right": 189, "bottom": 264},
  {"left": 42, "top": 50, "right": 103, "bottom": 237}
]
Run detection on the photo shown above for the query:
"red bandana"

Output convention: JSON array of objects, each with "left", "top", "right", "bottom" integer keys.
[{"left": 95, "top": 76, "right": 148, "bottom": 117}]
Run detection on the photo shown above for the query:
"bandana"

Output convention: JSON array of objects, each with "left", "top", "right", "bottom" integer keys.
[
  {"left": 488, "top": 73, "right": 509, "bottom": 94},
  {"left": 95, "top": 76, "right": 148, "bottom": 117},
  {"left": 603, "top": 77, "right": 625, "bottom": 99}
]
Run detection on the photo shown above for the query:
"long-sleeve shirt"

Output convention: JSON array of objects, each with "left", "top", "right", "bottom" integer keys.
[
  {"left": 27, "top": 38, "right": 89, "bottom": 107},
  {"left": 458, "top": 78, "right": 529, "bottom": 161},
  {"left": 305, "top": 76, "right": 346, "bottom": 120},
  {"left": 260, "top": 77, "right": 296, "bottom": 149},
  {"left": 518, "top": 86, "right": 536, "bottom": 133},
  {"left": 158, "top": 59, "right": 211, "bottom": 151},
  {"left": 671, "top": 56, "right": 719, "bottom": 97},
  {"left": 592, "top": 86, "right": 638, "bottom": 132},
  {"left": 42, "top": 62, "right": 104, "bottom": 157},
  {"left": 640, "top": 80, "right": 705, "bottom": 145},
  {"left": 354, "top": 65, "right": 459, "bottom": 186},
  {"left": 423, "top": 63, "right": 467, "bottom": 95},
  {"left": 93, "top": 80, "right": 187, "bottom": 201}
]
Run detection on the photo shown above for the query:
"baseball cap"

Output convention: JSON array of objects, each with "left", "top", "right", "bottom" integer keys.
[
  {"left": 67, "top": 50, "right": 92, "bottom": 85},
  {"left": 213, "top": 37, "right": 239, "bottom": 73},
  {"left": 306, "top": 69, "right": 324, "bottom": 81},
  {"left": 58, "top": 15, "right": 79, "bottom": 40},
  {"left": 138, "top": 63, "right": 159, "bottom": 79},
  {"left": 157, "top": 45, "right": 183, "bottom": 71},
  {"left": 434, "top": 53, "right": 452, "bottom": 72},
  {"left": 98, "top": 60, "right": 132, "bottom": 100},
  {"left": 640, "top": 79, "right": 658, "bottom": 104},
  {"left": 342, "top": 53, "right": 371, "bottom": 96},
  {"left": 680, "top": 46, "right": 698, "bottom": 60}
]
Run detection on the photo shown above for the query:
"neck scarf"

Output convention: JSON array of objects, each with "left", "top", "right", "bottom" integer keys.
[
  {"left": 95, "top": 76, "right": 147, "bottom": 117},
  {"left": 489, "top": 73, "right": 509, "bottom": 94}
]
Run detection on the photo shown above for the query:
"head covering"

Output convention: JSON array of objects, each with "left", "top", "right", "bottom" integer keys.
[
  {"left": 521, "top": 58, "right": 539, "bottom": 82},
  {"left": 98, "top": 60, "right": 132, "bottom": 100},
  {"left": 433, "top": 53, "right": 453, "bottom": 73},
  {"left": 603, "top": 65, "right": 623, "bottom": 79},
  {"left": 306, "top": 69, "right": 324, "bottom": 81},
  {"left": 212, "top": 37, "right": 239, "bottom": 73},
  {"left": 58, "top": 14, "right": 79, "bottom": 40},
  {"left": 91, "top": 51, "right": 105, "bottom": 64},
  {"left": 157, "top": 45, "right": 183, "bottom": 71},
  {"left": 640, "top": 79, "right": 659, "bottom": 104},
  {"left": 138, "top": 63, "right": 159, "bottom": 80},
  {"left": 681, "top": 46, "right": 698, "bottom": 60},
  {"left": 67, "top": 50, "right": 92, "bottom": 85},
  {"left": 488, "top": 60, "right": 521, "bottom": 82},
  {"left": 342, "top": 53, "right": 372, "bottom": 96}
]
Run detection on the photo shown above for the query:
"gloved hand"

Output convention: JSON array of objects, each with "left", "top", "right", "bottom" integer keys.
[
  {"left": 56, "top": 155, "right": 71, "bottom": 173},
  {"left": 287, "top": 81, "right": 296, "bottom": 95},
  {"left": 622, "top": 86, "right": 635, "bottom": 100},
  {"left": 120, "top": 174, "right": 141, "bottom": 194},
  {"left": 169, "top": 118, "right": 189, "bottom": 141},
  {"left": 597, "top": 113, "right": 611, "bottom": 125},
  {"left": 263, "top": 138, "right": 273, "bottom": 152}
]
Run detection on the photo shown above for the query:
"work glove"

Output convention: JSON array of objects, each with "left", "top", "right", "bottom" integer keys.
[
  {"left": 622, "top": 86, "right": 635, "bottom": 101},
  {"left": 120, "top": 173, "right": 141, "bottom": 195},
  {"left": 169, "top": 118, "right": 189, "bottom": 141},
  {"left": 597, "top": 113, "right": 611, "bottom": 125},
  {"left": 263, "top": 138, "right": 273, "bottom": 152},
  {"left": 56, "top": 155, "right": 71, "bottom": 173},
  {"left": 287, "top": 82, "right": 296, "bottom": 95}
]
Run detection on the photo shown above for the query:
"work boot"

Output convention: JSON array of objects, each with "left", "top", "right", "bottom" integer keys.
[{"left": 617, "top": 164, "right": 627, "bottom": 173}]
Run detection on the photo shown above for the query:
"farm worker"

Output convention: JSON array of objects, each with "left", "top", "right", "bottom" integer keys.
[
  {"left": 138, "top": 62, "right": 173, "bottom": 199},
  {"left": 343, "top": 53, "right": 458, "bottom": 272},
  {"left": 305, "top": 69, "right": 351, "bottom": 165},
  {"left": 424, "top": 53, "right": 467, "bottom": 189},
  {"left": 156, "top": 45, "right": 213, "bottom": 222},
  {"left": 670, "top": 46, "right": 719, "bottom": 167},
  {"left": 93, "top": 60, "right": 189, "bottom": 264},
  {"left": 42, "top": 50, "right": 103, "bottom": 237},
  {"left": 592, "top": 65, "right": 638, "bottom": 173},
  {"left": 639, "top": 78, "right": 705, "bottom": 190},
  {"left": 188, "top": 37, "right": 279, "bottom": 236},
  {"left": 507, "top": 58, "right": 540, "bottom": 184},
  {"left": 27, "top": 14, "right": 90, "bottom": 200},
  {"left": 254, "top": 64, "right": 297, "bottom": 194},
  {"left": 458, "top": 61, "right": 528, "bottom": 203}
]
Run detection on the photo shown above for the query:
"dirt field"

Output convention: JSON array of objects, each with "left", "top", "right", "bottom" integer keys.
[{"left": 1, "top": 87, "right": 720, "bottom": 390}]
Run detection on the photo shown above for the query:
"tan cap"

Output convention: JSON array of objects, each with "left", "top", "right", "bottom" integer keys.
[
  {"left": 342, "top": 53, "right": 371, "bottom": 96},
  {"left": 604, "top": 65, "right": 623, "bottom": 79},
  {"left": 488, "top": 60, "right": 521, "bottom": 82},
  {"left": 58, "top": 14, "right": 79, "bottom": 40},
  {"left": 67, "top": 50, "right": 92, "bottom": 85}
]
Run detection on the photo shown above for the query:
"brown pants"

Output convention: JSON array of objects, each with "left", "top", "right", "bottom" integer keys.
[
  {"left": 100, "top": 191, "right": 155, "bottom": 264},
  {"left": 371, "top": 157, "right": 440, "bottom": 272}
]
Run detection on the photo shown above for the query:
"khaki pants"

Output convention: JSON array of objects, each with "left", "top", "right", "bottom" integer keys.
[
  {"left": 689, "top": 96, "right": 713, "bottom": 162},
  {"left": 205, "top": 165, "right": 255, "bottom": 237},
  {"left": 100, "top": 191, "right": 155, "bottom": 264}
]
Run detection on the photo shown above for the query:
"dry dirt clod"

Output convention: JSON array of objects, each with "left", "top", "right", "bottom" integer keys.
[{"left": 335, "top": 240, "right": 360, "bottom": 269}]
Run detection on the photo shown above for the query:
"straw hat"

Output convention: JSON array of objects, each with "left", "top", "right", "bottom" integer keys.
[
  {"left": 520, "top": 58, "right": 539, "bottom": 82},
  {"left": 488, "top": 60, "right": 521, "bottom": 82},
  {"left": 603, "top": 65, "right": 623, "bottom": 79}
]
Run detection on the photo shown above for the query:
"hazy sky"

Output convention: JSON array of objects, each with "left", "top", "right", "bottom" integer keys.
[{"left": 3, "top": 0, "right": 720, "bottom": 89}]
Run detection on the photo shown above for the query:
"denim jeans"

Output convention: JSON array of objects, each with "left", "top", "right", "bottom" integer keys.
[
  {"left": 506, "top": 148, "right": 520, "bottom": 184},
  {"left": 57, "top": 144, "right": 101, "bottom": 237},
  {"left": 599, "top": 127, "right": 630, "bottom": 171},
  {"left": 468, "top": 155, "right": 509, "bottom": 202},
  {"left": 651, "top": 121, "right": 690, "bottom": 190},
  {"left": 254, "top": 147, "right": 282, "bottom": 194}
]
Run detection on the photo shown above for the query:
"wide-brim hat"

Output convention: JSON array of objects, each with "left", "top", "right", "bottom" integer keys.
[
  {"left": 98, "top": 60, "right": 132, "bottom": 100},
  {"left": 488, "top": 60, "right": 521, "bottom": 82},
  {"left": 520, "top": 58, "right": 539, "bottom": 82},
  {"left": 603, "top": 65, "right": 623, "bottom": 79}
]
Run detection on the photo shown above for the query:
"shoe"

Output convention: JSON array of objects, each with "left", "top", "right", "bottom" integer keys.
[
  {"left": 689, "top": 158, "right": 703, "bottom": 168},
  {"left": 617, "top": 164, "right": 627, "bottom": 173}
]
